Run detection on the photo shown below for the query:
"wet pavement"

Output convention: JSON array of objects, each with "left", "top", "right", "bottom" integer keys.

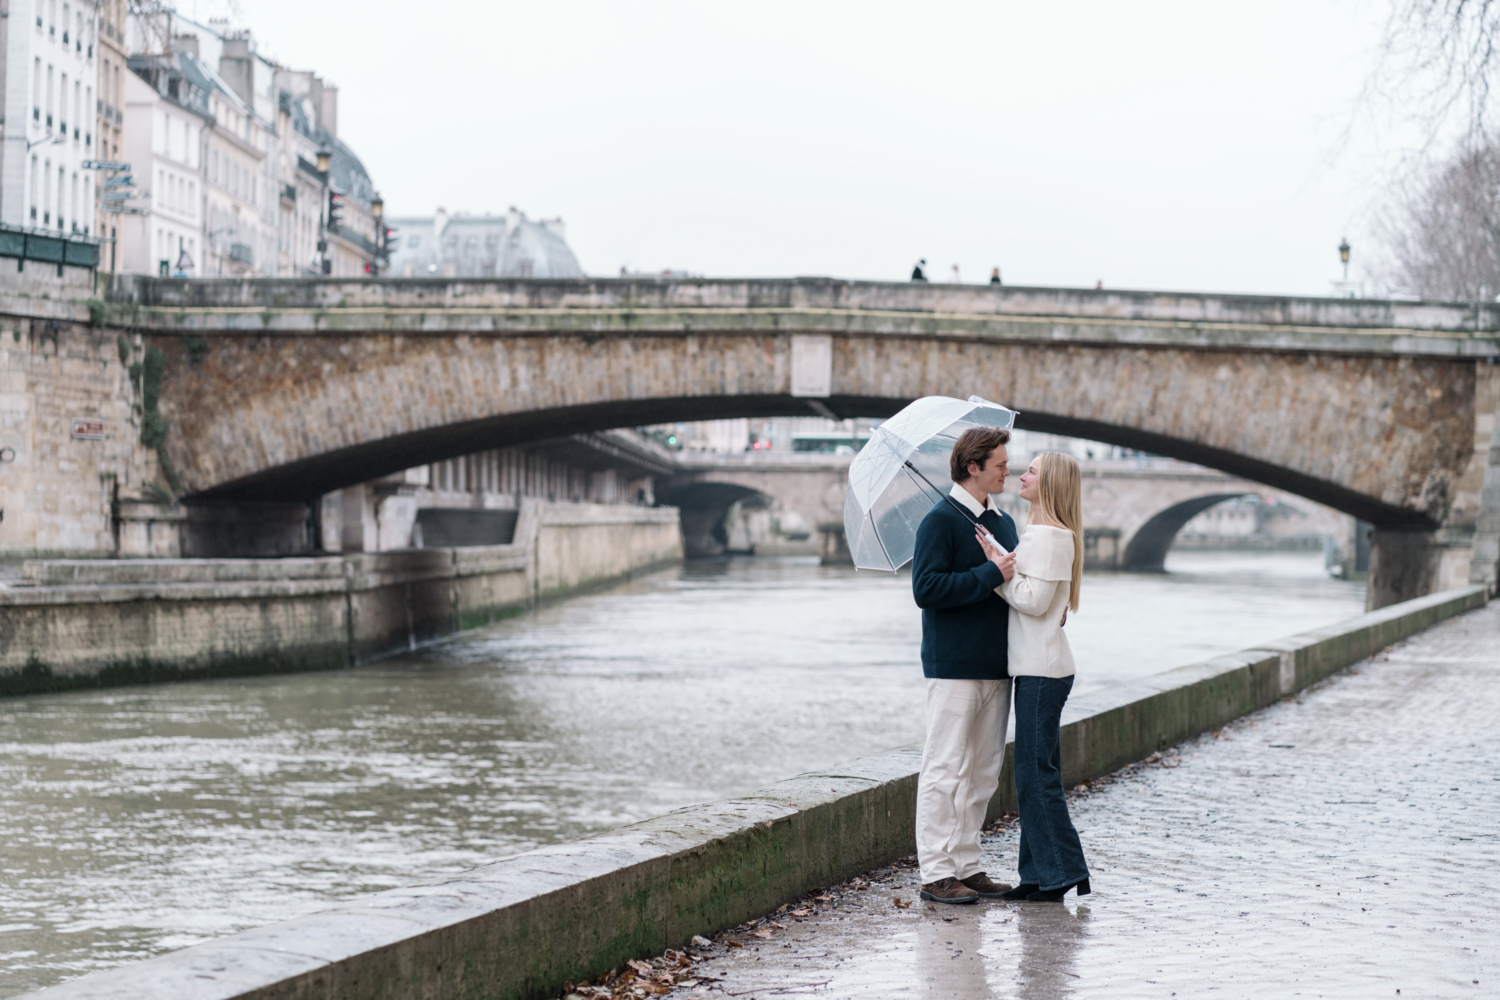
[{"left": 643, "top": 601, "right": 1500, "bottom": 999}]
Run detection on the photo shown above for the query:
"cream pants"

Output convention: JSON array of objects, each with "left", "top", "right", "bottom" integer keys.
[{"left": 916, "top": 677, "right": 1011, "bottom": 884}]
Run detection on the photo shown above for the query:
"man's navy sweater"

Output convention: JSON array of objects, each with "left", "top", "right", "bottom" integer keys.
[{"left": 910, "top": 496, "right": 1019, "bottom": 680}]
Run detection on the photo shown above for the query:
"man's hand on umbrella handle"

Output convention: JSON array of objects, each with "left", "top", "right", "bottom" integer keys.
[{"left": 975, "top": 529, "right": 1016, "bottom": 580}]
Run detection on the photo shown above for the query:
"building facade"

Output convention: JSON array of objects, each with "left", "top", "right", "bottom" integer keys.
[
  {"left": 385, "top": 207, "right": 584, "bottom": 279},
  {"left": 94, "top": 0, "right": 125, "bottom": 270},
  {"left": 88, "top": 9, "right": 378, "bottom": 277},
  {"left": 118, "top": 44, "right": 207, "bottom": 276},
  {"left": 0, "top": 0, "right": 101, "bottom": 236}
]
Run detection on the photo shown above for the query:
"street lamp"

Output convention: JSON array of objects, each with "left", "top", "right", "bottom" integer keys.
[
  {"left": 1338, "top": 238, "right": 1350, "bottom": 283},
  {"left": 369, "top": 195, "right": 385, "bottom": 276},
  {"left": 316, "top": 148, "right": 332, "bottom": 275}
]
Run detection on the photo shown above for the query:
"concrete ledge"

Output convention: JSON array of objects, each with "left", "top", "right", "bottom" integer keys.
[
  {"left": 14, "top": 584, "right": 1486, "bottom": 1000},
  {"left": 0, "top": 502, "right": 683, "bottom": 697}
]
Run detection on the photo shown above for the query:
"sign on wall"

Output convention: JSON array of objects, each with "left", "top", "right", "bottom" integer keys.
[{"left": 70, "top": 418, "right": 105, "bottom": 440}]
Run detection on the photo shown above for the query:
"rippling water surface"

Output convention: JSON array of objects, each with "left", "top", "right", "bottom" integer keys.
[{"left": 0, "top": 550, "right": 1363, "bottom": 995}]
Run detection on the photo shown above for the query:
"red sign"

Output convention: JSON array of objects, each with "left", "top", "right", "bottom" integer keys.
[{"left": 71, "top": 418, "right": 105, "bottom": 440}]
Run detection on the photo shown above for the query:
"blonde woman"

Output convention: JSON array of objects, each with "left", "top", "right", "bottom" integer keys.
[{"left": 976, "top": 451, "right": 1091, "bottom": 902}]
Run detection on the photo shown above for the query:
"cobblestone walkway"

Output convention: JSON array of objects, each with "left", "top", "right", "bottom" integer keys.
[{"left": 674, "top": 602, "right": 1500, "bottom": 999}]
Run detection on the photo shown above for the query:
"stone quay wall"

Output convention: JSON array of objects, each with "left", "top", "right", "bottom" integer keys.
[
  {"left": 12, "top": 583, "right": 1485, "bottom": 1000},
  {"left": 0, "top": 500, "right": 682, "bottom": 697}
]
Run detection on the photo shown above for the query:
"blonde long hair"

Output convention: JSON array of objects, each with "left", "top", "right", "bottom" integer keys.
[{"left": 1033, "top": 451, "right": 1083, "bottom": 611}]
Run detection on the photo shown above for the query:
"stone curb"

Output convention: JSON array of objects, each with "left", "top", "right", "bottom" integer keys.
[{"left": 11, "top": 584, "right": 1486, "bottom": 1000}]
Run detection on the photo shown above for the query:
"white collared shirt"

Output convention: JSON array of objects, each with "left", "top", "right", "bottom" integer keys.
[{"left": 949, "top": 483, "right": 998, "bottom": 518}]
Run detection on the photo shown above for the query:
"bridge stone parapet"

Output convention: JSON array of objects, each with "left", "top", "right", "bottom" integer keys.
[{"left": 106, "top": 274, "right": 1500, "bottom": 351}]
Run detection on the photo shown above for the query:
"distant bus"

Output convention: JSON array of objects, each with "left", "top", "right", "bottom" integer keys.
[{"left": 791, "top": 434, "right": 870, "bottom": 455}]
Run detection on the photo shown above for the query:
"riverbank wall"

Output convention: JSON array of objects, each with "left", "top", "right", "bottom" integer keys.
[
  {"left": 0, "top": 500, "right": 681, "bottom": 697},
  {"left": 13, "top": 583, "right": 1486, "bottom": 1000}
]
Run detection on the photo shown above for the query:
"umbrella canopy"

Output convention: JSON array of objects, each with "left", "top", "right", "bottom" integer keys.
[{"left": 843, "top": 395, "right": 1018, "bottom": 571}]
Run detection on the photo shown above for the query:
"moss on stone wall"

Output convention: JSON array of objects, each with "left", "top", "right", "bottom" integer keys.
[{"left": 0, "top": 643, "right": 349, "bottom": 698}]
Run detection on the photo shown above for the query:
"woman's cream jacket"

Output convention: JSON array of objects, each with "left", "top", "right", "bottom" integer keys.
[{"left": 998, "top": 524, "right": 1076, "bottom": 678}]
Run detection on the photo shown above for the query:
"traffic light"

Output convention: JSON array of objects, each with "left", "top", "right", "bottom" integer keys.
[{"left": 327, "top": 191, "right": 343, "bottom": 231}]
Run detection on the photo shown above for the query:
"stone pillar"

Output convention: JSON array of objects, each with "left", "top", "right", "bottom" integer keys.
[
  {"left": 340, "top": 485, "right": 377, "bottom": 552},
  {"left": 1367, "top": 526, "right": 1476, "bottom": 610},
  {"left": 1468, "top": 366, "right": 1500, "bottom": 593},
  {"left": 112, "top": 500, "right": 186, "bottom": 557},
  {"left": 316, "top": 493, "right": 343, "bottom": 552}
]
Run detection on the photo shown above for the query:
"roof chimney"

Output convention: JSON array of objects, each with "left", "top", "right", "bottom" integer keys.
[{"left": 218, "top": 32, "right": 255, "bottom": 106}]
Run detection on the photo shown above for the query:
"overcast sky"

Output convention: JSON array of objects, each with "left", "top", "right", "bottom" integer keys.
[{"left": 183, "top": 0, "right": 1409, "bottom": 295}]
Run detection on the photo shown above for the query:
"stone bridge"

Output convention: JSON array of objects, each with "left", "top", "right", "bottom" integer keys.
[
  {"left": 657, "top": 454, "right": 854, "bottom": 557},
  {"left": 99, "top": 275, "right": 1500, "bottom": 607}
]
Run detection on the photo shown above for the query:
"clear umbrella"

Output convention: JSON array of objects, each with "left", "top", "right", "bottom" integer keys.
[{"left": 843, "top": 395, "right": 1018, "bottom": 572}]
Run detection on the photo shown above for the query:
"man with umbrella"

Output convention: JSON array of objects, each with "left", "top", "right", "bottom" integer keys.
[{"left": 910, "top": 426, "right": 1018, "bottom": 904}]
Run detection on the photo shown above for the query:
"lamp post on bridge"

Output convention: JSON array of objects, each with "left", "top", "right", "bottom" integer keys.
[
  {"left": 1339, "top": 238, "right": 1350, "bottom": 283},
  {"left": 316, "top": 147, "right": 332, "bottom": 276}
]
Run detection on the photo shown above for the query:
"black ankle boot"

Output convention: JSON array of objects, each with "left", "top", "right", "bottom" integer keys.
[
  {"left": 997, "top": 883, "right": 1039, "bottom": 900},
  {"left": 1025, "top": 878, "right": 1090, "bottom": 902}
]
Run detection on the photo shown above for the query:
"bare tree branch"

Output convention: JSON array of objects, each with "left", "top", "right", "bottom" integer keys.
[
  {"left": 1372, "top": 0, "right": 1500, "bottom": 152},
  {"left": 1374, "top": 145, "right": 1500, "bottom": 300}
]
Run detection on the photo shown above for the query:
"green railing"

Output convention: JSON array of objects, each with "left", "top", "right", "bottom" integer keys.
[{"left": 0, "top": 223, "right": 100, "bottom": 272}]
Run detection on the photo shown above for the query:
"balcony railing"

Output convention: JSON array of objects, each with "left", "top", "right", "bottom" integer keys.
[{"left": 329, "top": 224, "right": 378, "bottom": 257}]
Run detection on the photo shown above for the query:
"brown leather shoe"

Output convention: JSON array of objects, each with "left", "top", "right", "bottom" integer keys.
[
  {"left": 919, "top": 877, "right": 979, "bottom": 904},
  {"left": 959, "top": 872, "right": 1013, "bottom": 898}
]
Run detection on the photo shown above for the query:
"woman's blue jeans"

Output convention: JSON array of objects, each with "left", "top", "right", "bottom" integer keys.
[{"left": 1013, "top": 675, "right": 1090, "bottom": 891}]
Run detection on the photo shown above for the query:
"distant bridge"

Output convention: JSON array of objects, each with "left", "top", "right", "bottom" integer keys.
[
  {"left": 102, "top": 275, "right": 1500, "bottom": 607},
  {"left": 661, "top": 452, "right": 1352, "bottom": 570}
]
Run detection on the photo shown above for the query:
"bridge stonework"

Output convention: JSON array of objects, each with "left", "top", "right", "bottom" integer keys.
[{"left": 85, "top": 276, "right": 1500, "bottom": 608}]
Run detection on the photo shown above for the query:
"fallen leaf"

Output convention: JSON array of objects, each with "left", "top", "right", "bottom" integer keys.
[
  {"left": 728, "top": 940, "right": 744, "bottom": 948},
  {"left": 789, "top": 909, "right": 809, "bottom": 917},
  {"left": 679, "top": 981, "right": 699, "bottom": 989},
  {"left": 627, "top": 959, "right": 653, "bottom": 976},
  {"left": 893, "top": 897, "right": 912, "bottom": 909},
  {"left": 690, "top": 935, "right": 712, "bottom": 948},
  {"left": 770, "top": 922, "right": 788, "bottom": 930},
  {"left": 814, "top": 895, "right": 833, "bottom": 901},
  {"left": 752, "top": 928, "right": 773, "bottom": 939}
]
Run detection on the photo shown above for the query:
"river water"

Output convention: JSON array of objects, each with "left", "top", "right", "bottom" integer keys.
[{"left": 0, "top": 551, "right": 1363, "bottom": 996}]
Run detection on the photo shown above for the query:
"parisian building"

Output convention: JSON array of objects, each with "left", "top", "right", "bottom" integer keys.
[
  {"left": 0, "top": 0, "right": 102, "bottom": 236},
  {"left": 384, "top": 207, "right": 584, "bottom": 279},
  {"left": 94, "top": 0, "right": 125, "bottom": 270}
]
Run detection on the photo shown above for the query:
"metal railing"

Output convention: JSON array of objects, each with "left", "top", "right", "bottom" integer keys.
[{"left": 0, "top": 222, "right": 100, "bottom": 272}]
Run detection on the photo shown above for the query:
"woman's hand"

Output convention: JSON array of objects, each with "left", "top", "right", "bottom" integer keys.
[{"left": 975, "top": 529, "right": 1016, "bottom": 581}]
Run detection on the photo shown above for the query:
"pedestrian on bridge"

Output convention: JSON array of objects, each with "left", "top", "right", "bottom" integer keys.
[
  {"left": 910, "top": 426, "right": 1019, "bottom": 905},
  {"left": 978, "top": 451, "right": 1092, "bottom": 902}
]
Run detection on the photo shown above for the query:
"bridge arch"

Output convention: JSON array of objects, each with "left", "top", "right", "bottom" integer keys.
[
  {"left": 652, "top": 481, "right": 773, "bottom": 558},
  {"left": 1119, "top": 492, "right": 1260, "bottom": 571},
  {"left": 143, "top": 327, "right": 1471, "bottom": 535}
]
